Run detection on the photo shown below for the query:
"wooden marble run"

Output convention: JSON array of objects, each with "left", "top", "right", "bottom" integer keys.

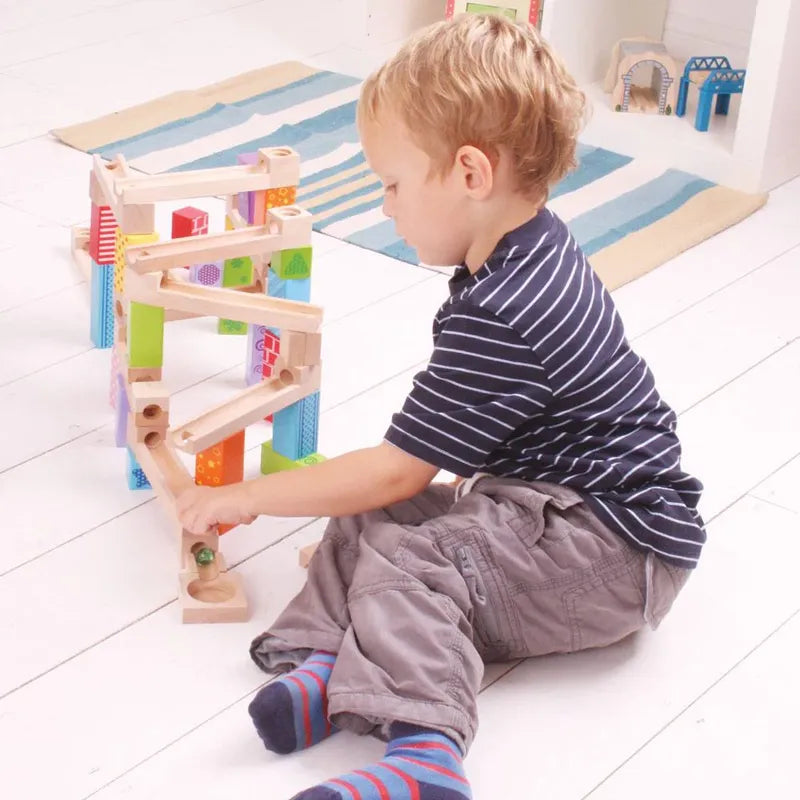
[{"left": 72, "top": 146, "right": 324, "bottom": 623}]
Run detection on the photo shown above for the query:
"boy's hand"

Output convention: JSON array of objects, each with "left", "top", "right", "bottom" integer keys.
[{"left": 176, "top": 484, "right": 256, "bottom": 535}]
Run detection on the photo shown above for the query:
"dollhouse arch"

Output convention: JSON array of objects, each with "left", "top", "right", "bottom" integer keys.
[{"left": 620, "top": 58, "right": 675, "bottom": 114}]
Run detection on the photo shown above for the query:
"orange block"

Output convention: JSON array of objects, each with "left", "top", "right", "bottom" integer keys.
[
  {"left": 195, "top": 430, "right": 245, "bottom": 486},
  {"left": 195, "top": 430, "right": 245, "bottom": 535},
  {"left": 266, "top": 186, "right": 297, "bottom": 209}
]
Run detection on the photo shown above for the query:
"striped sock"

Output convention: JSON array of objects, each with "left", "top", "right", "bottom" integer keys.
[
  {"left": 248, "top": 650, "right": 338, "bottom": 754},
  {"left": 290, "top": 723, "right": 472, "bottom": 799}
]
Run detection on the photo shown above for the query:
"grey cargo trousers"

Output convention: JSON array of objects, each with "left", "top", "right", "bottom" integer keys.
[{"left": 250, "top": 478, "right": 690, "bottom": 753}]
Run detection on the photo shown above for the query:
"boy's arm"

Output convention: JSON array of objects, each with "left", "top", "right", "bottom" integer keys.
[{"left": 176, "top": 441, "right": 440, "bottom": 534}]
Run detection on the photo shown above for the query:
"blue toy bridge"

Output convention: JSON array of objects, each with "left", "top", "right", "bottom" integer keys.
[{"left": 676, "top": 56, "right": 746, "bottom": 132}]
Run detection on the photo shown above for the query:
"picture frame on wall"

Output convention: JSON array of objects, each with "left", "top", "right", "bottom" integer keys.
[{"left": 445, "top": 1, "right": 543, "bottom": 28}]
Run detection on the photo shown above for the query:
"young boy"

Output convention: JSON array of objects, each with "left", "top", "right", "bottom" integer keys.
[{"left": 177, "top": 13, "right": 705, "bottom": 800}]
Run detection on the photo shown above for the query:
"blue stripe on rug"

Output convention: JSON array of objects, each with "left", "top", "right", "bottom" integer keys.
[
  {"left": 575, "top": 171, "right": 715, "bottom": 255},
  {"left": 93, "top": 71, "right": 359, "bottom": 161},
  {"left": 300, "top": 150, "right": 367, "bottom": 189},
  {"left": 341, "top": 218, "right": 396, "bottom": 250},
  {"left": 172, "top": 105, "right": 359, "bottom": 171},
  {"left": 551, "top": 146, "right": 633, "bottom": 200}
]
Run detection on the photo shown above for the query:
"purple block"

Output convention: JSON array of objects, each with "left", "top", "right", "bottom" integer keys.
[
  {"left": 189, "top": 261, "right": 223, "bottom": 286},
  {"left": 237, "top": 191, "right": 253, "bottom": 224},
  {"left": 236, "top": 152, "right": 259, "bottom": 224},
  {"left": 114, "top": 374, "right": 129, "bottom": 448},
  {"left": 246, "top": 323, "right": 268, "bottom": 386}
]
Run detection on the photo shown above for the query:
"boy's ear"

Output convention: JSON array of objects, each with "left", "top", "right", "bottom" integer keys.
[{"left": 454, "top": 145, "right": 494, "bottom": 199}]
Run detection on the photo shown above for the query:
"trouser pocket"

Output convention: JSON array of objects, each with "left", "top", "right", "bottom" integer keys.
[{"left": 441, "top": 528, "right": 520, "bottom": 662}]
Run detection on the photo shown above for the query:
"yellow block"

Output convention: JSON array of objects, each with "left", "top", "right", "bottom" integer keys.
[{"left": 115, "top": 229, "right": 159, "bottom": 295}]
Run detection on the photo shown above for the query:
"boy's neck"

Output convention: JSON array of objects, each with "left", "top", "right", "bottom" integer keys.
[{"left": 464, "top": 194, "right": 543, "bottom": 274}]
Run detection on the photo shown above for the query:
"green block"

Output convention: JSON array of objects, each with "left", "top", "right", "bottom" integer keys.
[
  {"left": 222, "top": 256, "right": 253, "bottom": 287},
  {"left": 465, "top": 3, "right": 517, "bottom": 20},
  {"left": 261, "top": 440, "right": 326, "bottom": 475},
  {"left": 272, "top": 247, "right": 312, "bottom": 280},
  {"left": 218, "top": 318, "right": 248, "bottom": 335},
  {"left": 128, "top": 302, "right": 165, "bottom": 367}
]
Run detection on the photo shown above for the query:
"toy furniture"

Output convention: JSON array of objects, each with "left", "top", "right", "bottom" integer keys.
[
  {"left": 605, "top": 39, "right": 678, "bottom": 115},
  {"left": 676, "top": 56, "right": 747, "bottom": 132},
  {"left": 445, "top": 0, "right": 543, "bottom": 26},
  {"left": 73, "top": 147, "right": 324, "bottom": 623}
]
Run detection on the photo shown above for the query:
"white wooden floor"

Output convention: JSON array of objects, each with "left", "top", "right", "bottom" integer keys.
[{"left": 1, "top": 2, "right": 799, "bottom": 799}]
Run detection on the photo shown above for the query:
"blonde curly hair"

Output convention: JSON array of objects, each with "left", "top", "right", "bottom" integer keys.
[{"left": 358, "top": 13, "right": 587, "bottom": 203}]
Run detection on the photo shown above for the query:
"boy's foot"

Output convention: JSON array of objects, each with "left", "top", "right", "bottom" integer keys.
[
  {"left": 289, "top": 723, "right": 472, "bottom": 799},
  {"left": 248, "top": 650, "right": 338, "bottom": 754}
]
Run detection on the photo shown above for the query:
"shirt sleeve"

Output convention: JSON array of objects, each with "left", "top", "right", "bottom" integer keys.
[{"left": 384, "top": 304, "right": 552, "bottom": 476}]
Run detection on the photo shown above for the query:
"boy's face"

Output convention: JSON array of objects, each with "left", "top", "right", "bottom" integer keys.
[{"left": 360, "top": 111, "right": 473, "bottom": 267}]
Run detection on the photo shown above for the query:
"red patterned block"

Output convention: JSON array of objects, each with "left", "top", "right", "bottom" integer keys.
[
  {"left": 261, "top": 330, "right": 281, "bottom": 379},
  {"left": 89, "top": 204, "right": 118, "bottom": 265},
  {"left": 172, "top": 207, "right": 209, "bottom": 239}
]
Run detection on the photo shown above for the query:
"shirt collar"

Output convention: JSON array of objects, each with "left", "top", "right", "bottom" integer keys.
[{"left": 449, "top": 209, "right": 553, "bottom": 294}]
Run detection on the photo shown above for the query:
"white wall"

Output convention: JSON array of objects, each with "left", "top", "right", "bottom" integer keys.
[
  {"left": 732, "top": 0, "right": 800, "bottom": 189},
  {"left": 542, "top": 0, "right": 670, "bottom": 84},
  {"left": 358, "top": 0, "right": 443, "bottom": 44},
  {"left": 663, "top": 0, "right": 759, "bottom": 66}
]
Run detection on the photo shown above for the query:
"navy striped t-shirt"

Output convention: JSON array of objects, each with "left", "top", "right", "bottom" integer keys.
[{"left": 385, "top": 209, "right": 705, "bottom": 568}]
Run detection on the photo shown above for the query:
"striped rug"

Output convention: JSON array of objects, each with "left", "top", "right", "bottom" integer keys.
[{"left": 53, "top": 62, "right": 768, "bottom": 290}]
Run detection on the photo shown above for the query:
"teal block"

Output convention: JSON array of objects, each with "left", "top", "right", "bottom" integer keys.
[
  {"left": 126, "top": 447, "right": 151, "bottom": 490},
  {"left": 268, "top": 268, "right": 311, "bottom": 303},
  {"left": 273, "top": 391, "right": 320, "bottom": 460},
  {"left": 90, "top": 259, "right": 114, "bottom": 349}
]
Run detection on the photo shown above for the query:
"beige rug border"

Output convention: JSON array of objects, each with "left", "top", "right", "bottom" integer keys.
[
  {"left": 51, "top": 61, "right": 320, "bottom": 153},
  {"left": 592, "top": 185, "right": 769, "bottom": 291}
]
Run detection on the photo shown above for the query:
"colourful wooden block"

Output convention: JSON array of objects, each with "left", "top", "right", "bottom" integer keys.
[
  {"left": 271, "top": 247, "right": 312, "bottom": 280},
  {"left": 115, "top": 230, "right": 158, "bottom": 296},
  {"left": 195, "top": 430, "right": 245, "bottom": 535},
  {"left": 218, "top": 255, "right": 255, "bottom": 333},
  {"left": 195, "top": 430, "right": 245, "bottom": 487},
  {"left": 189, "top": 261, "right": 223, "bottom": 286},
  {"left": 90, "top": 259, "right": 114, "bottom": 349},
  {"left": 237, "top": 191, "right": 253, "bottom": 224},
  {"left": 222, "top": 256, "right": 254, "bottom": 288},
  {"left": 236, "top": 153, "right": 258, "bottom": 223},
  {"left": 245, "top": 324, "right": 269, "bottom": 386},
  {"left": 109, "top": 343, "right": 122, "bottom": 408},
  {"left": 172, "top": 207, "right": 208, "bottom": 239},
  {"left": 89, "top": 204, "right": 117, "bottom": 264},
  {"left": 126, "top": 447, "right": 151, "bottom": 490},
  {"left": 128, "top": 302, "right": 165, "bottom": 368},
  {"left": 260, "top": 440, "right": 326, "bottom": 475},
  {"left": 266, "top": 186, "right": 297, "bottom": 209},
  {"left": 218, "top": 318, "right": 248, "bottom": 335},
  {"left": 114, "top": 373, "right": 129, "bottom": 447},
  {"left": 268, "top": 269, "right": 311, "bottom": 303},
  {"left": 252, "top": 190, "right": 267, "bottom": 225},
  {"left": 273, "top": 391, "right": 320, "bottom": 461},
  {"left": 261, "top": 328, "right": 281, "bottom": 380}
]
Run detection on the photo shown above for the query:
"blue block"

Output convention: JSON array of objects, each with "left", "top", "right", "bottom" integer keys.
[
  {"left": 268, "top": 268, "right": 311, "bottom": 303},
  {"left": 273, "top": 391, "right": 320, "bottom": 460},
  {"left": 126, "top": 447, "right": 151, "bottom": 490},
  {"left": 90, "top": 259, "right": 114, "bottom": 349}
]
